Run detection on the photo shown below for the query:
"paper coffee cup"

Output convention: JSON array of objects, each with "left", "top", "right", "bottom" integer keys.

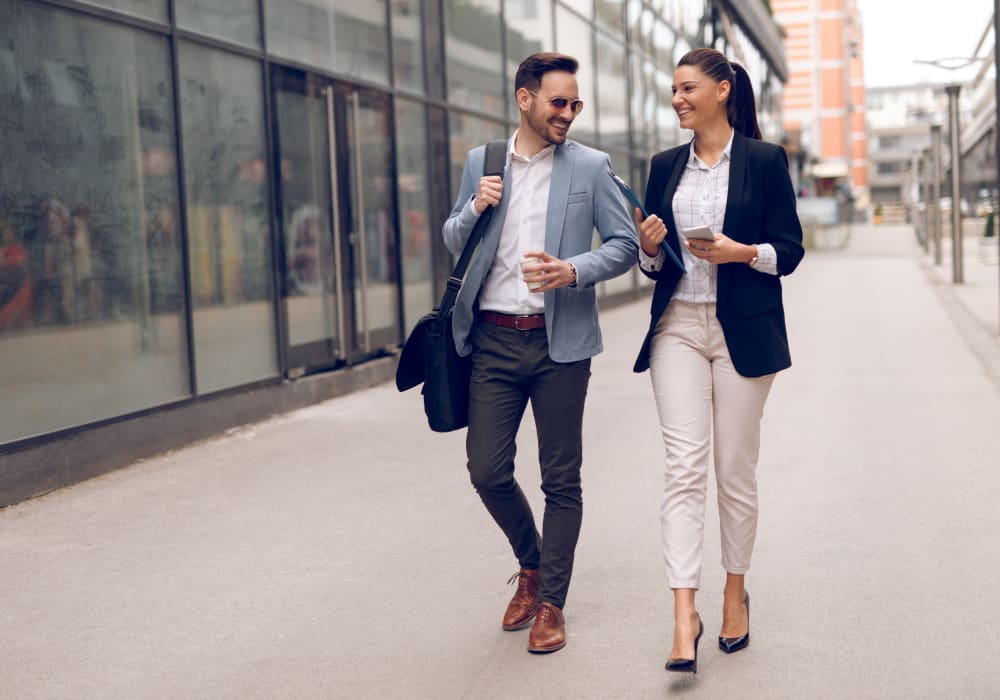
[{"left": 519, "top": 256, "right": 544, "bottom": 290}]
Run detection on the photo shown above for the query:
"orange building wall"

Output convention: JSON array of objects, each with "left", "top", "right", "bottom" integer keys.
[
  {"left": 819, "top": 19, "right": 845, "bottom": 61},
  {"left": 821, "top": 116, "right": 847, "bottom": 158},
  {"left": 774, "top": 0, "right": 868, "bottom": 191},
  {"left": 820, "top": 68, "right": 845, "bottom": 108}
]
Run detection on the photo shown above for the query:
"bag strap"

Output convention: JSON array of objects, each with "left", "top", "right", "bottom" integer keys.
[{"left": 436, "top": 139, "right": 508, "bottom": 313}]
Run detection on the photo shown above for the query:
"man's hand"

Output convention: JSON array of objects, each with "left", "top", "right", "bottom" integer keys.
[
  {"left": 473, "top": 175, "right": 503, "bottom": 214},
  {"left": 520, "top": 250, "right": 576, "bottom": 292},
  {"left": 635, "top": 208, "right": 667, "bottom": 257}
]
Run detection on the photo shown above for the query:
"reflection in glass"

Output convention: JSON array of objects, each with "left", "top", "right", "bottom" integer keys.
[
  {"left": 638, "top": 5, "right": 654, "bottom": 56},
  {"left": 505, "top": 0, "right": 553, "bottom": 122},
  {"left": 274, "top": 80, "right": 341, "bottom": 351},
  {"left": 179, "top": 43, "right": 278, "bottom": 392},
  {"left": 595, "top": 0, "right": 625, "bottom": 35},
  {"left": 602, "top": 151, "right": 634, "bottom": 295},
  {"left": 653, "top": 20, "right": 675, "bottom": 69},
  {"left": 596, "top": 32, "right": 628, "bottom": 152},
  {"left": 176, "top": 0, "right": 261, "bottom": 48},
  {"left": 395, "top": 99, "right": 434, "bottom": 331},
  {"left": 391, "top": 0, "right": 425, "bottom": 92},
  {"left": 560, "top": 0, "right": 591, "bottom": 20},
  {"left": 555, "top": 5, "right": 596, "bottom": 145},
  {"left": 447, "top": 113, "right": 508, "bottom": 205},
  {"left": 0, "top": 1, "right": 187, "bottom": 443},
  {"left": 444, "top": 0, "right": 505, "bottom": 113},
  {"left": 266, "top": 0, "right": 390, "bottom": 85},
  {"left": 343, "top": 90, "right": 400, "bottom": 352},
  {"left": 656, "top": 66, "right": 679, "bottom": 151},
  {"left": 628, "top": 54, "right": 647, "bottom": 156},
  {"left": 79, "top": 0, "right": 166, "bottom": 22}
]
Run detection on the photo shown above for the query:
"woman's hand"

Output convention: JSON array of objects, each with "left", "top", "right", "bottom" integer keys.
[
  {"left": 635, "top": 208, "right": 667, "bottom": 257},
  {"left": 683, "top": 232, "right": 757, "bottom": 265}
]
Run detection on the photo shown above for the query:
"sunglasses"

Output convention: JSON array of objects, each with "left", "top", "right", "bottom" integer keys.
[{"left": 526, "top": 90, "right": 584, "bottom": 116}]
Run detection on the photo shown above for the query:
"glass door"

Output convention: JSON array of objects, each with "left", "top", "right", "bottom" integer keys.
[
  {"left": 331, "top": 83, "right": 401, "bottom": 359},
  {"left": 272, "top": 68, "right": 400, "bottom": 375}
]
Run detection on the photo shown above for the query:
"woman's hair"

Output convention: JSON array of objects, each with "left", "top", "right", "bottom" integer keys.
[{"left": 677, "top": 48, "right": 761, "bottom": 140}]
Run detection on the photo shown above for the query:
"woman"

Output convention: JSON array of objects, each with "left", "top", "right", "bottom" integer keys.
[{"left": 633, "top": 48, "right": 804, "bottom": 674}]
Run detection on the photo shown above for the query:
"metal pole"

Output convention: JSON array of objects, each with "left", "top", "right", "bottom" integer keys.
[
  {"left": 922, "top": 149, "right": 931, "bottom": 254},
  {"left": 994, "top": 0, "right": 999, "bottom": 333},
  {"left": 931, "top": 124, "right": 943, "bottom": 265},
  {"left": 945, "top": 84, "right": 963, "bottom": 284}
]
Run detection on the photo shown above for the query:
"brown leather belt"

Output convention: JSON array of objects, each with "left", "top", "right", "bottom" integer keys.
[{"left": 479, "top": 311, "right": 545, "bottom": 330}]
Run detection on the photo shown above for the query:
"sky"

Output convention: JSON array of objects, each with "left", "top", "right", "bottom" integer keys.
[{"left": 857, "top": 0, "right": 994, "bottom": 87}]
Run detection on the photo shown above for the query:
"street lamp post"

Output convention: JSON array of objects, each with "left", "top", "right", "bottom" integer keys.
[
  {"left": 922, "top": 148, "right": 931, "bottom": 254},
  {"left": 994, "top": 0, "right": 999, "bottom": 333},
  {"left": 945, "top": 84, "right": 963, "bottom": 284},
  {"left": 931, "top": 124, "right": 943, "bottom": 266}
]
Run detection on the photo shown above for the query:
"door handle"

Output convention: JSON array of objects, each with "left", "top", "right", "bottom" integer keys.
[
  {"left": 348, "top": 91, "right": 371, "bottom": 353},
  {"left": 325, "top": 85, "right": 347, "bottom": 359}
]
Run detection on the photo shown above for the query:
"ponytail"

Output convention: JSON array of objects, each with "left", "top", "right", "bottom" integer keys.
[{"left": 728, "top": 62, "right": 762, "bottom": 140}]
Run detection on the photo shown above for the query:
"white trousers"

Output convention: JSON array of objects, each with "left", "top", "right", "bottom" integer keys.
[{"left": 649, "top": 300, "right": 775, "bottom": 589}]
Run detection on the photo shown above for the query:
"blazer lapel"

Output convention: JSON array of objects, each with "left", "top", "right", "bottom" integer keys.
[
  {"left": 660, "top": 142, "right": 690, "bottom": 271},
  {"left": 544, "top": 142, "right": 574, "bottom": 253},
  {"left": 722, "top": 131, "right": 747, "bottom": 239},
  {"left": 718, "top": 131, "right": 748, "bottom": 306}
]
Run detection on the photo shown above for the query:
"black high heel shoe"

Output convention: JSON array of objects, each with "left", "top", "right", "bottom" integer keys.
[
  {"left": 719, "top": 592, "right": 750, "bottom": 654},
  {"left": 665, "top": 614, "right": 704, "bottom": 674}
]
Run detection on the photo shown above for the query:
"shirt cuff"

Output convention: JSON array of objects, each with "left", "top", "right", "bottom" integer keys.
[
  {"left": 460, "top": 196, "right": 483, "bottom": 228},
  {"left": 751, "top": 243, "right": 778, "bottom": 275},
  {"left": 639, "top": 247, "right": 664, "bottom": 272}
]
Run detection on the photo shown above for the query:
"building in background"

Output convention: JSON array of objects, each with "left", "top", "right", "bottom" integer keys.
[
  {"left": 957, "top": 15, "right": 997, "bottom": 216},
  {"left": 865, "top": 11, "right": 996, "bottom": 229},
  {"left": 772, "top": 0, "right": 867, "bottom": 207},
  {"left": 865, "top": 84, "right": 950, "bottom": 221},
  {"left": 0, "top": 0, "right": 790, "bottom": 505}
]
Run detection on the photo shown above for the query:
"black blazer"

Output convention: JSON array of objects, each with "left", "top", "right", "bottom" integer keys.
[{"left": 634, "top": 131, "right": 805, "bottom": 378}]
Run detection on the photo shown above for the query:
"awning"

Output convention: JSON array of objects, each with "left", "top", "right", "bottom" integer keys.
[{"left": 807, "top": 161, "right": 849, "bottom": 179}]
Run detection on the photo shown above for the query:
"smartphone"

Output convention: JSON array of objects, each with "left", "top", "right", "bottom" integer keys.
[{"left": 682, "top": 225, "right": 716, "bottom": 241}]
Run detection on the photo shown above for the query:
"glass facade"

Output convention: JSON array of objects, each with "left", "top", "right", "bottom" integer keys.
[
  {"left": 0, "top": 0, "right": 790, "bottom": 451},
  {"left": 0, "top": 0, "right": 188, "bottom": 442},
  {"left": 178, "top": 43, "right": 277, "bottom": 392}
]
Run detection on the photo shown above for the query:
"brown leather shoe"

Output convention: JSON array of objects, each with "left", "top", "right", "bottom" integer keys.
[
  {"left": 502, "top": 569, "right": 540, "bottom": 631},
  {"left": 527, "top": 602, "right": 566, "bottom": 653}
]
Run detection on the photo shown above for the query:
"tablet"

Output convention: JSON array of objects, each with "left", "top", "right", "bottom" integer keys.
[{"left": 608, "top": 169, "right": 648, "bottom": 218}]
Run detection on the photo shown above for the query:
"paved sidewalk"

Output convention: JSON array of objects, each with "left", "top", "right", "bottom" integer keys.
[
  {"left": 2, "top": 224, "right": 999, "bottom": 699},
  {"left": 922, "top": 227, "right": 1000, "bottom": 390}
]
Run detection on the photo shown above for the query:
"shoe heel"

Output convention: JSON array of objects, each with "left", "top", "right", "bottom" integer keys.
[{"left": 665, "top": 614, "right": 703, "bottom": 674}]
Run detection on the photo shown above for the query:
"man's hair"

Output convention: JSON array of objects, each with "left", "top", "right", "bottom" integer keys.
[{"left": 514, "top": 52, "right": 579, "bottom": 94}]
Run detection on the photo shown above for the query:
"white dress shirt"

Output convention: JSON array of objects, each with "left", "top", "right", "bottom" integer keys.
[
  {"left": 474, "top": 131, "right": 552, "bottom": 315},
  {"left": 639, "top": 131, "right": 778, "bottom": 301}
]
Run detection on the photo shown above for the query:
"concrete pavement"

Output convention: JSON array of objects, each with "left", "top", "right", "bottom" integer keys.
[{"left": 2, "top": 223, "right": 999, "bottom": 699}]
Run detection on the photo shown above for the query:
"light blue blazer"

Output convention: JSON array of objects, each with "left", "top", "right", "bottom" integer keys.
[{"left": 443, "top": 138, "right": 638, "bottom": 363}]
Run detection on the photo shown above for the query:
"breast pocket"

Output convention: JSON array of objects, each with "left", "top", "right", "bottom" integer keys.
[{"left": 567, "top": 191, "right": 590, "bottom": 205}]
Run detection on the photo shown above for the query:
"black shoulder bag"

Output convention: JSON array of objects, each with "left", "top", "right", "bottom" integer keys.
[{"left": 395, "top": 139, "right": 507, "bottom": 432}]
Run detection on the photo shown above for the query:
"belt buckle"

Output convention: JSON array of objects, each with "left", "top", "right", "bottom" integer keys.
[{"left": 514, "top": 314, "right": 533, "bottom": 331}]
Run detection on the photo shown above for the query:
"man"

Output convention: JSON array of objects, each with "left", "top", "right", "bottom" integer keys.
[{"left": 443, "top": 52, "right": 638, "bottom": 653}]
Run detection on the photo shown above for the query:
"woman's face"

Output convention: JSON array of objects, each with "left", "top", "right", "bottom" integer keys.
[
  {"left": 46, "top": 210, "right": 69, "bottom": 237},
  {"left": 671, "top": 65, "right": 729, "bottom": 131}
]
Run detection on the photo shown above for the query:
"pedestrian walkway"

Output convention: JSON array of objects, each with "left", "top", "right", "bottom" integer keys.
[
  {"left": 922, "top": 226, "right": 1000, "bottom": 390},
  {"left": 2, "top": 224, "right": 999, "bottom": 699}
]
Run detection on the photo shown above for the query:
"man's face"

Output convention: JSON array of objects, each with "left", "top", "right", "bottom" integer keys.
[{"left": 520, "top": 70, "right": 580, "bottom": 146}]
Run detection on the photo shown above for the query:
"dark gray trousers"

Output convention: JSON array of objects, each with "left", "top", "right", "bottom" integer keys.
[{"left": 466, "top": 321, "right": 591, "bottom": 609}]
